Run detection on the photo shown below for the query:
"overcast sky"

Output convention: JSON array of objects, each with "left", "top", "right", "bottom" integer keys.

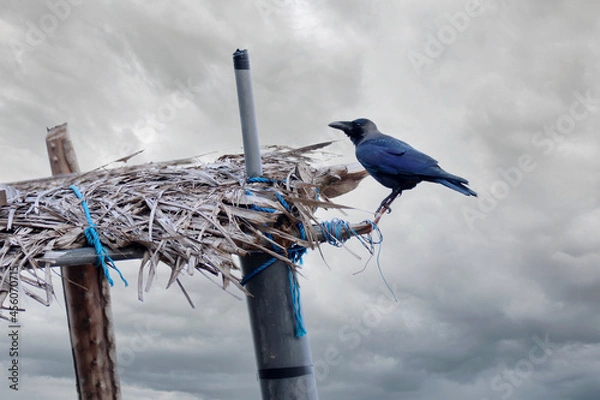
[{"left": 1, "top": 1, "right": 600, "bottom": 399}]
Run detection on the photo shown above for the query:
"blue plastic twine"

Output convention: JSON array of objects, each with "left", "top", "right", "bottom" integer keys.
[
  {"left": 240, "top": 257, "right": 277, "bottom": 286},
  {"left": 320, "top": 218, "right": 396, "bottom": 302},
  {"left": 288, "top": 267, "right": 306, "bottom": 337},
  {"left": 241, "top": 177, "right": 396, "bottom": 336},
  {"left": 70, "top": 185, "right": 128, "bottom": 287},
  {"left": 242, "top": 177, "right": 307, "bottom": 337}
]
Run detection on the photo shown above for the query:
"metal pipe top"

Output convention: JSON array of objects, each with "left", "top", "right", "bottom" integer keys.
[{"left": 233, "top": 49, "right": 250, "bottom": 70}]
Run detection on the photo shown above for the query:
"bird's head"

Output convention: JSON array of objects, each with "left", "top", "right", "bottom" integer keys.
[{"left": 328, "top": 118, "right": 378, "bottom": 145}]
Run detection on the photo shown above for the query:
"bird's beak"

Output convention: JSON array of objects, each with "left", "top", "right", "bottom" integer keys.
[{"left": 328, "top": 121, "right": 353, "bottom": 133}]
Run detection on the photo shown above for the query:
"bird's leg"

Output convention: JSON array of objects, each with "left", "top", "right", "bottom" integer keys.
[
  {"left": 377, "top": 188, "right": 402, "bottom": 213},
  {"left": 374, "top": 188, "right": 402, "bottom": 223}
]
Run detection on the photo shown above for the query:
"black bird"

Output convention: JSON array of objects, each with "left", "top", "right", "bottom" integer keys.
[{"left": 328, "top": 118, "right": 477, "bottom": 216}]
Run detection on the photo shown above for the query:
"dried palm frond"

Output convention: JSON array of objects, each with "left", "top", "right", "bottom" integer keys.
[{"left": 0, "top": 143, "right": 367, "bottom": 316}]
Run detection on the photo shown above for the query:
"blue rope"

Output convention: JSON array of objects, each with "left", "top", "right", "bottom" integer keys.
[
  {"left": 287, "top": 242, "right": 308, "bottom": 337},
  {"left": 320, "top": 218, "right": 380, "bottom": 249},
  {"left": 240, "top": 257, "right": 277, "bottom": 286},
  {"left": 242, "top": 177, "right": 308, "bottom": 337},
  {"left": 275, "top": 192, "right": 290, "bottom": 210},
  {"left": 320, "top": 218, "right": 354, "bottom": 246},
  {"left": 242, "top": 177, "right": 396, "bottom": 334},
  {"left": 289, "top": 267, "right": 306, "bottom": 337},
  {"left": 245, "top": 190, "right": 278, "bottom": 213},
  {"left": 320, "top": 218, "right": 397, "bottom": 302},
  {"left": 70, "top": 185, "right": 128, "bottom": 287},
  {"left": 246, "top": 177, "right": 285, "bottom": 185}
]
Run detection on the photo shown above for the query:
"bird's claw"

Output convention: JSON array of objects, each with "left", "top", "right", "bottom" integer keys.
[{"left": 375, "top": 203, "right": 392, "bottom": 215}]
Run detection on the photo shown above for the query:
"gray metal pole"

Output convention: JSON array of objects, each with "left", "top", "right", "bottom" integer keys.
[
  {"left": 38, "top": 221, "right": 374, "bottom": 267},
  {"left": 242, "top": 253, "right": 319, "bottom": 399},
  {"left": 233, "top": 49, "right": 319, "bottom": 400},
  {"left": 233, "top": 49, "right": 262, "bottom": 178},
  {"left": 40, "top": 246, "right": 145, "bottom": 266}
]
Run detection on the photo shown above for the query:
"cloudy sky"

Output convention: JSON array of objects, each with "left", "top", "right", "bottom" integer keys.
[{"left": 2, "top": 0, "right": 600, "bottom": 399}]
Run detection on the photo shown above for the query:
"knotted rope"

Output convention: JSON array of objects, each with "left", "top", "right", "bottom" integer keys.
[
  {"left": 70, "top": 185, "right": 128, "bottom": 287},
  {"left": 242, "top": 177, "right": 307, "bottom": 337}
]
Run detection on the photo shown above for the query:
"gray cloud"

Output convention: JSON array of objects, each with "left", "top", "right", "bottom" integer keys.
[{"left": 1, "top": 0, "right": 599, "bottom": 399}]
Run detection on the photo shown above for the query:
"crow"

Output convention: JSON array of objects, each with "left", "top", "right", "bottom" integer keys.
[{"left": 328, "top": 118, "right": 477, "bottom": 217}]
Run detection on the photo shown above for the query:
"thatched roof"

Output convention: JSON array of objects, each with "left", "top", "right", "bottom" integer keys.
[{"left": 0, "top": 142, "right": 368, "bottom": 318}]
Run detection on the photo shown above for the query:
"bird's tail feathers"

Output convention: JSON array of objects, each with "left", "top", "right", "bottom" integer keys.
[{"left": 434, "top": 178, "right": 478, "bottom": 197}]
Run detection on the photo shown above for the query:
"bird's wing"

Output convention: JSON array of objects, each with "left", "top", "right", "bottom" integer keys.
[{"left": 356, "top": 137, "right": 439, "bottom": 176}]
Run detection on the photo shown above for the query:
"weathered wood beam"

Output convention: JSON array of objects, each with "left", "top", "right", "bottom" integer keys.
[{"left": 46, "top": 123, "right": 121, "bottom": 400}]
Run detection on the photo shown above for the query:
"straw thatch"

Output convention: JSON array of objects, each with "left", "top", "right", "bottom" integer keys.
[{"left": 0, "top": 142, "right": 368, "bottom": 317}]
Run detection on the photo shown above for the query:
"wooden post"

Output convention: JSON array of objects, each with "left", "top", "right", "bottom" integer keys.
[{"left": 46, "top": 123, "right": 121, "bottom": 400}]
